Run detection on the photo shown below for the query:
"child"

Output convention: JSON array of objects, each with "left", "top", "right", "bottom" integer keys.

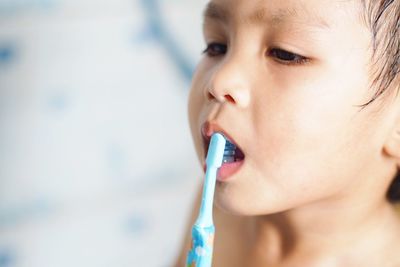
[{"left": 175, "top": 0, "right": 400, "bottom": 266}]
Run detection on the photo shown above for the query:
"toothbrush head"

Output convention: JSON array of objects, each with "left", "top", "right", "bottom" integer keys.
[
  {"left": 206, "top": 133, "right": 227, "bottom": 168},
  {"left": 223, "top": 139, "right": 237, "bottom": 163}
]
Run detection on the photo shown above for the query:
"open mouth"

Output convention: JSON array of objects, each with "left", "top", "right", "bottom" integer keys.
[
  {"left": 221, "top": 138, "right": 245, "bottom": 163},
  {"left": 201, "top": 127, "right": 246, "bottom": 181},
  {"left": 202, "top": 133, "right": 245, "bottom": 164}
]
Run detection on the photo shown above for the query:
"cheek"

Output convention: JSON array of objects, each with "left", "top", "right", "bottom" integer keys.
[
  {"left": 188, "top": 87, "right": 200, "bottom": 131},
  {"left": 249, "top": 75, "right": 374, "bottom": 202}
]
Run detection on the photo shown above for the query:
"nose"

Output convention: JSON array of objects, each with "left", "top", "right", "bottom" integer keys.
[{"left": 206, "top": 56, "right": 251, "bottom": 108}]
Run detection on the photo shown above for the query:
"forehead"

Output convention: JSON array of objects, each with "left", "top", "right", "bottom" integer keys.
[{"left": 203, "top": 0, "right": 362, "bottom": 29}]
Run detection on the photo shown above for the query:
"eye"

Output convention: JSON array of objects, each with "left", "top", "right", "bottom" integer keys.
[
  {"left": 268, "top": 48, "right": 309, "bottom": 65},
  {"left": 202, "top": 42, "right": 227, "bottom": 57}
]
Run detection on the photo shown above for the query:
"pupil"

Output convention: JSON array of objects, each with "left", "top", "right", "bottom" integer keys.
[{"left": 277, "top": 50, "right": 295, "bottom": 61}]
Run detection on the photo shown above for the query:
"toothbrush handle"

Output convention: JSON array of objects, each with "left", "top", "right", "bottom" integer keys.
[{"left": 186, "top": 225, "right": 215, "bottom": 267}]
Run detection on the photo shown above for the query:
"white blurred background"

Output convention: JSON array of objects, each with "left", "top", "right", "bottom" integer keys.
[{"left": 0, "top": 0, "right": 206, "bottom": 266}]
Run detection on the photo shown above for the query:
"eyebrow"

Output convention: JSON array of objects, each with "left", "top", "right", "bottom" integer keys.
[{"left": 203, "top": 2, "right": 330, "bottom": 29}]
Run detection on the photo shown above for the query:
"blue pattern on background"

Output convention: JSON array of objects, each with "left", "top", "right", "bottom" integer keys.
[
  {"left": 140, "top": 0, "right": 195, "bottom": 82},
  {"left": 0, "top": 44, "right": 16, "bottom": 65},
  {"left": 0, "top": 249, "right": 14, "bottom": 267},
  {"left": 124, "top": 214, "right": 149, "bottom": 237},
  {"left": 45, "top": 92, "right": 70, "bottom": 112},
  {"left": 0, "top": 0, "right": 201, "bottom": 266},
  {"left": 0, "top": 0, "right": 55, "bottom": 15},
  {"left": 0, "top": 198, "right": 54, "bottom": 228}
]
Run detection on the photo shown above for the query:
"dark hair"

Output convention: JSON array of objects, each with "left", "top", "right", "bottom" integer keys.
[{"left": 361, "top": 0, "right": 400, "bottom": 202}]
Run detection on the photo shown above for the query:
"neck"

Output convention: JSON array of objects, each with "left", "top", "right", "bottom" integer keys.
[{"left": 246, "top": 196, "right": 400, "bottom": 266}]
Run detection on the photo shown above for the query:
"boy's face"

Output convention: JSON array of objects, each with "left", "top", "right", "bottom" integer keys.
[{"left": 188, "top": 0, "right": 397, "bottom": 215}]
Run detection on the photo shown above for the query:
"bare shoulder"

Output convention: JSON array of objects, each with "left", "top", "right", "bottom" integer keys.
[
  {"left": 385, "top": 245, "right": 400, "bottom": 267},
  {"left": 172, "top": 184, "right": 203, "bottom": 267},
  {"left": 171, "top": 182, "right": 250, "bottom": 267},
  {"left": 395, "top": 203, "right": 400, "bottom": 216},
  {"left": 212, "top": 204, "right": 251, "bottom": 267}
]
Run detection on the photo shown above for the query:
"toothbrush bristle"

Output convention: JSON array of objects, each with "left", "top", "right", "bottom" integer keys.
[{"left": 223, "top": 139, "right": 237, "bottom": 163}]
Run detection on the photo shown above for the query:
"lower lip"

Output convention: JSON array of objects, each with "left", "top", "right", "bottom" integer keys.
[{"left": 203, "top": 160, "right": 244, "bottom": 182}]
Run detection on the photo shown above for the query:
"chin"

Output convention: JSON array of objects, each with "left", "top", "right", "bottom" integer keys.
[
  {"left": 214, "top": 181, "right": 299, "bottom": 217},
  {"left": 214, "top": 198, "right": 252, "bottom": 216},
  {"left": 214, "top": 185, "right": 275, "bottom": 216}
]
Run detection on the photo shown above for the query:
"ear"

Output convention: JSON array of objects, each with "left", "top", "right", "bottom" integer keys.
[
  {"left": 384, "top": 127, "right": 400, "bottom": 160},
  {"left": 384, "top": 84, "right": 400, "bottom": 160}
]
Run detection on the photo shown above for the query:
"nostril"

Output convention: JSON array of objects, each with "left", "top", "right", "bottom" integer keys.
[
  {"left": 224, "top": 95, "right": 235, "bottom": 103},
  {"left": 206, "top": 91, "right": 235, "bottom": 103}
]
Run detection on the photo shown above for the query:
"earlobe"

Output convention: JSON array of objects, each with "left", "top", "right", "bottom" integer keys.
[{"left": 383, "top": 129, "right": 400, "bottom": 159}]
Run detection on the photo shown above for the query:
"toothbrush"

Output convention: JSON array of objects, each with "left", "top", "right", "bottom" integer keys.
[{"left": 186, "top": 133, "right": 227, "bottom": 267}]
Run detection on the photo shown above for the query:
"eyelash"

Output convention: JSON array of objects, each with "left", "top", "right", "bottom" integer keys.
[
  {"left": 267, "top": 48, "right": 309, "bottom": 65},
  {"left": 202, "top": 42, "right": 309, "bottom": 65},
  {"left": 202, "top": 43, "right": 227, "bottom": 57}
]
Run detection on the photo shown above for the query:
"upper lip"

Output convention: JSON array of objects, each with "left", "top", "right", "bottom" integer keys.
[{"left": 201, "top": 121, "right": 243, "bottom": 155}]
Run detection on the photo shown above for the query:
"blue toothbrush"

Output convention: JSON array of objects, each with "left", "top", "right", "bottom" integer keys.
[{"left": 186, "top": 133, "right": 228, "bottom": 267}]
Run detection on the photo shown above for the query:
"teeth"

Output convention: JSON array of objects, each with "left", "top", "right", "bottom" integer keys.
[
  {"left": 223, "top": 156, "right": 235, "bottom": 163},
  {"left": 224, "top": 150, "right": 235, "bottom": 156},
  {"left": 223, "top": 139, "right": 237, "bottom": 163}
]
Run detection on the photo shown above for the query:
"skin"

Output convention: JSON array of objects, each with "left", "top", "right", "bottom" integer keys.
[{"left": 175, "top": 0, "right": 400, "bottom": 266}]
